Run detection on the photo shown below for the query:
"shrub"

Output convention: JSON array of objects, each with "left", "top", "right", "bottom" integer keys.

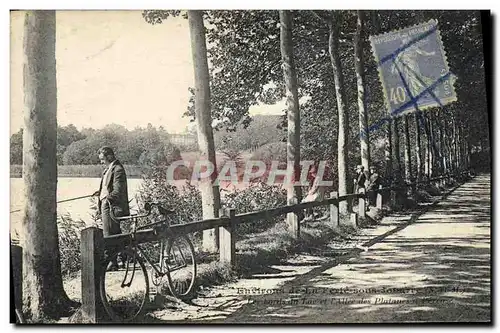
[
  {"left": 250, "top": 142, "right": 287, "bottom": 165},
  {"left": 138, "top": 142, "right": 182, "bottom": 170},
  {"left": 221, "top": 182, "right": 286, "bottom": 234},
  {"left": 10, "top": 164, "right": 22, "bottom": 178},
  {"left": 137, "top": 165, "right": 203, "bottom": 226},
  {"left": 134, "top": 164, "right": 203, "bottom": 255},
  {"left": 58, "top": 214, "right": 86, "bottom": 277},
  {"left": 218, "top": 148, "right": 245, "bottom": 181}
]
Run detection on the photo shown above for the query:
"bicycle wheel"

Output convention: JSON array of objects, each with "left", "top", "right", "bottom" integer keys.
[
  {"left": 165, "top": 235, "right": 197, "bottom": 299},
  {"left": 100, "top": 248, "right": 149, "bottom": 322}
]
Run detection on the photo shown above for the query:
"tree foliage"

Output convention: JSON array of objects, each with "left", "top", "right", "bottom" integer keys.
[
  {"left": 55, "top": 124, "right": 187, "bottom": 165},
  {"left": 214, "top": 114, "right": 283, "bottom": 151},
  {"left": 10, "top": 128, "right": 23, "bottom": 164},
  {"left": 140, "top": 10, "right": 488, "bottom": 168}
]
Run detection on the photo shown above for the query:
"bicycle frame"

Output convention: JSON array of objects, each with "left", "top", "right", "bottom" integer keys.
[
  {"left": 130, "top": 235, "right": 190, "bottom": 277},
  {"left": 136, "top": 241, "right": 168, "bottom": 276},
  {"left": 116, "top": 219, "right": 189, "bottom": 289}
]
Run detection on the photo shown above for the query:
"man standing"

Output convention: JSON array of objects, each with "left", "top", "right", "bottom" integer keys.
[
  {"left": 367, "top": 165, "right": 381, "bottom": 208},
  {"left": 354, "top": 165, "right": 367, "bottom": 194},
  {"left": 93, "top": 146, "right": 130, "bottom": 269}
]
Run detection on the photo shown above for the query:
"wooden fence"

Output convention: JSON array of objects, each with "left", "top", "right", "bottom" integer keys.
[{"left": 78, "top": 171, "right": 469, "bottom": 322}]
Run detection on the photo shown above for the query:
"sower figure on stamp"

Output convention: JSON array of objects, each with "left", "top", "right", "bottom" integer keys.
[{"left": 92, "top": 146, "right": 130, "bottom": 270}]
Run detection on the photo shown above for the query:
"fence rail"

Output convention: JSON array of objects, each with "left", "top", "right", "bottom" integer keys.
[
  {"left": 103, "top": 172, "right": 464, "bottom": 250},
  {"left": 79, "top": 170, "right": 472, "bottom": 322}
]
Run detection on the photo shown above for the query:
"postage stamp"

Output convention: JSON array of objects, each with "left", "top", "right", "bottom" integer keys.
[{"left": 369, "top": 19, "right": 457, "bottom": 117}]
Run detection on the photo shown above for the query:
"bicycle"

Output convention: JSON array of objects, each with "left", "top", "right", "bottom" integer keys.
[{"left": 99, "top": 202, "right": 197, "bottom": 322}]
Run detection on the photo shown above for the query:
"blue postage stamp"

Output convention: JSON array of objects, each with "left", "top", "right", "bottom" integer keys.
[{"left": 369, "top": 19, "right": 457, "bottom": 117}]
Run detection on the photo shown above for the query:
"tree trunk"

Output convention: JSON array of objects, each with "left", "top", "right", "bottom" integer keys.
[
  {"left": 354, "top": 10, "right": 370, "bottom": 170},
  {"left": 465, "top": 141, "right": 471, "bottom": 170},
  {"left": 461, "top": 124, "right": 467, "bottom": 170},
  {"left": 427, "top": 113, "right": 436, "bottom": 176},
  {"left": 451, "top": 114, "right": 458, "bottom": 172},
  {"left": 413, "top": 12, "right": 425, "bottom": 181},
  {"left": 328, "top": 13, "right": 349, "bottom": 214},
  {"left": 454, "top": 117, "right": 461, "bottom": 171},
  {"left": 449, "top": 116, "right": 456, "bottom": 172},
  {"left": 22, "top": 10, "right": 74, "bottom": 321},
  {"left": 425, "top": 119, "right": 431, "bottom": 177},
  {"left": 279, "top": 10, "right": 301, "bottom": 237},
  {"left": 392, "top": 117, "right": 402, "bottom": 179},
  {"left": 403, "top": 115, "right": 412, "bottom": 182},
  {"left": 371, "top": 11, "right": 392, "bottom": 184},
  {"left": 436, "top": 113, "right": 446, "bottom": 174},
  {"left": 370, "top": 10, "right": 381, "bottom": 33},
  {"left": 414, "top": 112, "right": 423, "bottom": 181},
  {"left": 465, "top": 126, "right": 471, "bottom": 169},
  {"left": 188, "top": 10, "right": 221, "bottom": 252},
  {"left": 435, "top": 114, "right": 442, "bottom": 174},
  {"left": 457, "top": 123, "right": 462, "bottom": 170},
  {"left": 391, "top": 116, "right": 404, "bottom": 208},
  {"left": 424, "top": 125, "right": 430, "bottom": 177},
  {"left": 385, "top": 119, "right": 393, "bottom": 184},
  {"left": 442, "top": 113, "right": 453, "bottom": 174}
]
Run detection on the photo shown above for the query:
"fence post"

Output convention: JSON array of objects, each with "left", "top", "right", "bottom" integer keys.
[
  {"left": 81, "top": 227, "right": 105, "bottom": 323},
  {"left": 329, "top": 191, "right": 339, "bottom": 228},
  {"left": 376, "top": 185, "right": 383, "bottom": 209},
  {"left": 349, "top": 213, "right": 358, "bottom": 228},
  {"left": 390, "top": 182, "right": 403, "bottom": 211},
  {"left": 11, "top": 244, "right": 22, "bottom": 313},
  {"left": 358, "top": 188, "right": 366, "bottom": 218},
  {"left": 287, "top": 197, "right": 300, "bottom": 239},
  {"left": 219, "top": 208, "right": 236, "bottom": 267}
]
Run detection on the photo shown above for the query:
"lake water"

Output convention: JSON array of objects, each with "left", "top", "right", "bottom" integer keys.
[
  {"left": 10, "top": 177, "right": 143, "bottom": 235},
  {"left": 10, "top": 177, "right": 271, "bottom": 236}
]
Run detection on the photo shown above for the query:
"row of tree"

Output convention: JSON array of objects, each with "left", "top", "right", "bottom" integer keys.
[
  {"left": 143, "top": 9, "right": 489, "bottom": 248},
  {"left": 10, "top": 123, "right": 192, "bottom": 165},
  {"left": 11, "top": 114, "right": 285, "bottom": 166},
  {"left": 145, "top": 9, "right": 489, "bottom": 203}
]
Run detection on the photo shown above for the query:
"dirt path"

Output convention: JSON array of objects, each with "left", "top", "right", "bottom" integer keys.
[{"left": 147, "top": 174, "right": 491, "bottom": 323}]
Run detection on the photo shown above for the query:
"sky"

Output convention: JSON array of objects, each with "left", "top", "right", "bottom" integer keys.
[{"left": 9, "top": 10, "right": 283, "bottom": 135}]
